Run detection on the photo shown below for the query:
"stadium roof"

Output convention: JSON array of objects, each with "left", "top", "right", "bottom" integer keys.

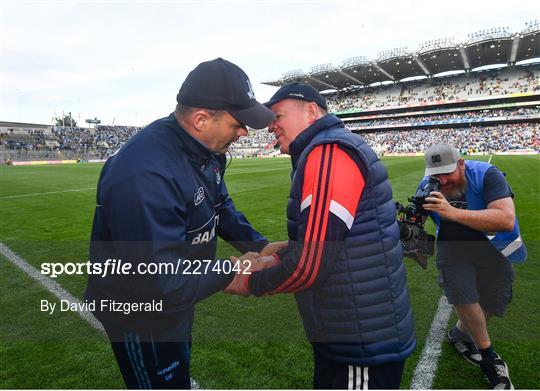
[
  {"left": 0, "top": 121, "right": 51, "bottom": 129},
  {"left": 264, "top": 20, "right": 540, "bottom": 91}
]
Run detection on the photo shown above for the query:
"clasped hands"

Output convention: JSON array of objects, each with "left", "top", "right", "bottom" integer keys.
[{"left": 223, "top": 241, "right": 287, "bottom": 297}]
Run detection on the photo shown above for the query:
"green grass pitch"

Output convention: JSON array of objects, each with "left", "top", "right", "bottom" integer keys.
[{"left": 1, "top": 154, "right": 539, "bottom": 389}]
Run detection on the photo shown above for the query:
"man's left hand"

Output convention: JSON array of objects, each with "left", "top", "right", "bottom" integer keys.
[{"left": 260, "top": 241, "right": 288, "bottom": 256}]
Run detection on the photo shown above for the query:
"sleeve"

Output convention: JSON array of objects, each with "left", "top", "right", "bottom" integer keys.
[
  {"left": 101, "top": 170, "right": 233, "bottom": 308},
  {"left": 216, "top": 175, "right": 268, "bottom": 254},
  {"left": 247, "top": 144, "right": 365, "bottom": 296},
  {"left": 416, "top": 177, "right": 427, "bottom": 193},
  {"left": 483, "top": 166, "right": 513, "bottom": 205},
  {"left": 275, "top": 245, "right": 289, "bottom": 260}
]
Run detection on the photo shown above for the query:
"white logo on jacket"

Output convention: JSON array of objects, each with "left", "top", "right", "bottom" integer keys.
[
  {"left": 191, "top": 215, "right": 220, "bottom": 245},
  {"left": 194, "top": 187, "right": 205, "bottom": 205}
]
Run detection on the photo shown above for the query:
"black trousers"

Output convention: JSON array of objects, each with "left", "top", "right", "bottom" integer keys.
[
  {"left": 313, "top": 348, "right": 405, "bottom": 389},
  {"left": 105, "top": 327, "right": 192, "bottom": 389}
]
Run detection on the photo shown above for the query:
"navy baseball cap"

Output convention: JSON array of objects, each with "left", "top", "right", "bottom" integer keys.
[
  {"left": 264, "top": 82, "right": 328, "bottom": 111},
  {"left": 176, "top": 58, "right": 275, "bottom": 129}
]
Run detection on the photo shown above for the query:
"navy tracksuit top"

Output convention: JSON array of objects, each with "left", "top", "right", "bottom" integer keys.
[{"left": 86, "top": 113, "right": 267, "bottom": 332}]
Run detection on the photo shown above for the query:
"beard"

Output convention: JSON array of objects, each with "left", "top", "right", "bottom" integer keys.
[{"left": 442, "top": 176, "right": 467, "bottom": 201}]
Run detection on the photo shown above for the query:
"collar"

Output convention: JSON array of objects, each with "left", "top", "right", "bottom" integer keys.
[
  {"left": 168, "top": 112, "right": 216, "bottom": 167},
  {"left": 289, "top": 114, "right": 344, "bottom": 169}
]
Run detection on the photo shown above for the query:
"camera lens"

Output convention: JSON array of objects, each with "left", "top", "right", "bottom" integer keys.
[{"left": 399, "top": 222, "right": 414, "bottom": 241}]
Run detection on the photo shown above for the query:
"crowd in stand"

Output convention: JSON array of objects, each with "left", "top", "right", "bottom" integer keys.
[
  {"left": 93, "top": 126, "right": 140, "bottom": 157},
  {"left": 360, "top": 123, "right": 539, "bottom": 154},
  {"left": 2, "top": 66, "right": 539, "bottom": 160},
  {"left": 1, "top": 129, "right": 48, "bottom": 151},
  {"left": 348, "top": 107, "right": 540, "bottom": 127},
  {"left": 53, "top": 126, "right": 96, "bottom": 152},
  {"left": 2, "top": 122, "right": 538, "bottom": 160},
  {"left": 326, "top": 66, "right": 540, "bottom": 112},
  {"left": 1, "top": 124, "right": 275, "bottom": 159},
  {"left": 232, "top": 129, "right": 276, "bottom": 148},
  {"left": 24, "top": 125, "right": 141, "bottom": 158}
]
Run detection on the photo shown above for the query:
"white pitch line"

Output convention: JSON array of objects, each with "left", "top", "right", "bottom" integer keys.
[
  {"left": 0, "top": 242, "right": 104, "bottom": 331},
  {"left": 410, "top": 295, "right": 453, "bottom": 389},
  {"left": 0, "top": 187, "right": 96, "bottom": 199},
  {"left": 0, "top": 242, "right": 201, "bottom": 389},
  {"left": 488, "top": 154, "right": 493, "bottom": 164}
]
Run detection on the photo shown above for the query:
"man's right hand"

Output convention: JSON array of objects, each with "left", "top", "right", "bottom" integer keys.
[
  {"left": 224, "top": 252, "right": 257, "bottom": 296},
  {"left": 224, "top": 253, "right": 279, "bottom": 296}
]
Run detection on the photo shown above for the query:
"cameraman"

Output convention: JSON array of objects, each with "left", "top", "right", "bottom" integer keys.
[{"left": 419, "top": 144, "right": 526, "bottom": 390}]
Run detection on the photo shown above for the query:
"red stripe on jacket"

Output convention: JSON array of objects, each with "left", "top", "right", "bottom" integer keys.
[{"left": 272, "top": 144, "right": 364, "bottom": 293}]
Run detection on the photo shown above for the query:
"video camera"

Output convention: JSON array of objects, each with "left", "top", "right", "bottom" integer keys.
[{"left": 395, "top": 176, "right": 439, "bottom": 269}]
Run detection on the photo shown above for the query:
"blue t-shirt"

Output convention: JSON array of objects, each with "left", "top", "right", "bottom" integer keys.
[{"left": 438, "top": 166, "right": 513, "bottom": 242}]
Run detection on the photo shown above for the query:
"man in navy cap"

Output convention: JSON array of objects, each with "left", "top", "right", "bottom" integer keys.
[
  {"left": 86, "top": 58, "right": 280, "bottom": 389},
  {"left": 226, "top": 82, "right": 416, "bottom": 389},
  {"left": 419, "top": 144, "right": 525, "bottom": 389}
]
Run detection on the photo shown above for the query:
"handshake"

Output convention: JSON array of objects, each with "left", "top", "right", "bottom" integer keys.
[{"left": 224, "top": 241, "right": 287, "bottom": 297}]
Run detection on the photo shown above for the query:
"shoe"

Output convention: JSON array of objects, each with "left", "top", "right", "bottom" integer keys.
[
  {"left": 447, "top": 330, "right": 482, "bottom": 366},
  {"left": 480, "top": 353, "right": 514, "bottom": 389}
]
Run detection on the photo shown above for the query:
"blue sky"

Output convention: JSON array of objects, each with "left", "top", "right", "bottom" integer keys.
[{"left": 1, "top": 0, "right": 538, "bottom": 126}]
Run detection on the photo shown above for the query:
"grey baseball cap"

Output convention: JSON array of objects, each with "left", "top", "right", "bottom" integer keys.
[{"left": 424, "top": 144, "right": 461, "bottom": 176}]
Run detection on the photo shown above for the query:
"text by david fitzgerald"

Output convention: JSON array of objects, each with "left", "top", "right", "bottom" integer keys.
[{"left": 40, "top": 299, "right": 162, "bottom": 315}]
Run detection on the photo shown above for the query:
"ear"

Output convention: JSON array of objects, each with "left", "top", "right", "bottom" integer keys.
[
  {"left": 306, "top": 102, "right": 319, "bottom": 124},
  {"left": 192, "top": 110, "right": 211, "bottom": 132}
]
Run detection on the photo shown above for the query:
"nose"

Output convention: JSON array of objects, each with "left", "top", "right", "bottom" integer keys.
[
  {"left": 238, "top": 127, "right": 248, "bottom": 137},
  {"left": 437, "top": 175, "right": 448, "bottom": 186},
  {"left": 268, "top": 121, "right": 277, "bottom": 133}
]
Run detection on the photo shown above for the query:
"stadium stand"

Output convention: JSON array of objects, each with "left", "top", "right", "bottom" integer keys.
[
  {"left": 2, "top": 20, "right": 539, "bottom": 162},
  {"left": 325, "top": 66, "right": 539, "bottom": 113},
  {"left": 1, "top": 124, "right": 142, "bottom": 161},
  {"left": 261, "top": 20, "right": 539, "bottom": 157},
  {"left": 229, "top": 129, "right": 278, "bottom": 157},
  {"left": 360, "top": 124, "right": 539, "bottom": 155},
  {"left": 347, "top": 107, "right": 539, "bottom": 128}
]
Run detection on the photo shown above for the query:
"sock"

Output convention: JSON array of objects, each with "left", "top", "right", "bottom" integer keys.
[
  {"left": 479, "top": 345, "right": 496, "bottom": 361},
  {"left": 452, "top": 325, "right": 473, "bottom": 342}
]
